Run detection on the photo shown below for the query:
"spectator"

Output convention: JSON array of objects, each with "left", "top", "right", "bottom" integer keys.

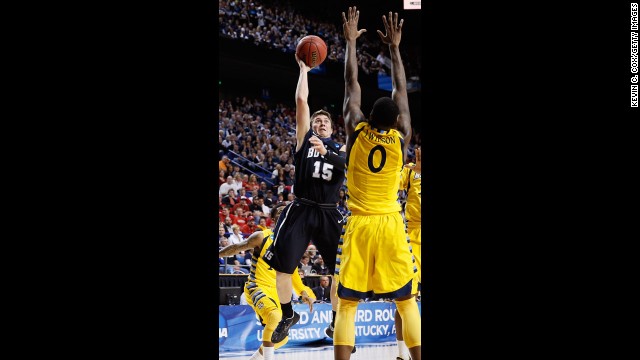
[
  {"left": 218, "top": 225, "right": 226, "bottom": 242},
  {"left": 232, "top": 196, "right": 251, "bottom": 215},
  {"left": 219, "top": 206, "right": 232, "bottom": 223},
  {"left": 219, "top": 237, "right": 234, "bottom": 272},
  {"left": 305, "top": 244, "right": 319, "bottom": 262},
  {"left": 312, "top": 276, "right": 331, "bottom": 302},
  {"left": 226, "top": 259, "right": 249, "bottom": 274},
  {"left": 219, "top": 176, "right": 236, "bottom": 196},
  {"left": 219, "top": 170, "right": 227, "bottom": 186},
  {"left": 221, "top": 188, "right": 237, "bottom": 208},
  {"left": 228, "top": 224, "right": 245, "bottom": 245},
  {"left": 271, "top": 163, "right": 282, "bottom": 180},
  {"left": 258, "top": 181, "right": 269, "bottom": 197},
  {"left": 245, "top": 174, "right": 260, "bottom": 193},
  {"left": 257, "top": 216, "right": 269, "bottom": 231},
  {"left": 337, "top": 188, "right": 348, "bottom": 216},
  {"left": 240, "top": 216, "right": 258, "bottom": 234},
  {"left": 264, "top": 189, "right": 275, "bottom": 206},
  {"left": 284, "top": 168, "right": 295, "bottom": 186},
  {"left": 232, "top": 207, "right": 247, "bottom": 227},
  {"left": 232, "top": 173, "right": 245, "bottom": 193},
  {"left": 222, "top": 217, "right": 234, "bottom": 233},
  {"left": 219, "top": 155, "right": 231, "bottom": 175},
  {"left": 299, "top": 254, "right": 311, "bottom": 270},
  {"left": 249, "top": 194, "right": 264, "bottom": 213},
  {"left": 312, "top": 255, "right": 330, "bottom": 276},
  {"left": 243, "top": 249, "right": 253, "bottom": 266}
]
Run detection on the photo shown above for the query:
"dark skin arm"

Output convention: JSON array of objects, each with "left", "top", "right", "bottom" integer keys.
[
  {"left": 377, "top": 12, "right": 412, "bottom": 162},
  {"left": 342, "top": 6, "right": 367, "bottom": 140},
  {"left": 218, "top": 231, "right": 265, "bottom": 258}
]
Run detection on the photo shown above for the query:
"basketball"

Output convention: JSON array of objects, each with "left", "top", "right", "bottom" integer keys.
[{"left": 296, "top": 35, "right": 327, "bottom": 68}]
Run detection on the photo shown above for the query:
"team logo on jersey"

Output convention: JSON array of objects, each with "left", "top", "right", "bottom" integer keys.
[
  {"left": 257, "top": 301, "right": 264, "bottom": 310},
  {"left": 413, "top": 173, "right": 421, "bottom": 180}
]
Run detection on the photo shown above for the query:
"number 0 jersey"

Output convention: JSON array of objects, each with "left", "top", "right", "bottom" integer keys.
[{"left": 346, "top": 122, "right": 405, "bottom": 216}]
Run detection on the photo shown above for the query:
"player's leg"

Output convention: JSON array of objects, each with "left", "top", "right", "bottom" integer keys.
[
  {"left": 246, "top": 287, "right": 290, "bottom": 360},
  {"left": 314, "top": 208, "right": 343, "bottom": 338},
  {"left": 333, "top": 296, "right": 359, "bottom": 360},
  {"left": 272, "top": 270, "right": 299, "bottom": 343},
  {"left": 333, "top": 215, "right": 373, "bottom": 359},
  {"left": 371, "top": 214, "right": 421, "bottom": 360},
  {"left": 263, "top": 202, "right": 313, "bottom": 342},
  {"left": 395, "top": 225, "right": 421, "bottom": 359},
  {"left": 408, "top": 224, "right": 422, "bottom": 293},
  {"left": 395, "top": 309, "right": 410, "bottom": 360}
]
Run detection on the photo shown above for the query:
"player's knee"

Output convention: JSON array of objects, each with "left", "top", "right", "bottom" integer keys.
[
  {"left": 264, "top": 308, "right": 282, "bottom": 331},
  {"left": 338, "top": 297, "right": 359, "bottom": 311}
]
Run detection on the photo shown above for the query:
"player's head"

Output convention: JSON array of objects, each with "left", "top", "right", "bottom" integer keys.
[
  {"left": 369, "top": 97, "right": 399, "bottom": 130},
  {"left": 271, "top": 204, "right": 287, "bottom": 223},
  {"left": 311, "top": 110, "right": 333, "bottom": 138}
]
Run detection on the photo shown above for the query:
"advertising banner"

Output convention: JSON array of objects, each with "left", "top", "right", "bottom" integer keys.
[{"left": 219, "top": 302, "right": 422, "bottom": 352}]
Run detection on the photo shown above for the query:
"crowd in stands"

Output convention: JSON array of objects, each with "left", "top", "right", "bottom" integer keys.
[
  {"left": 218, "top": 0, "right": 419, "bottom": 78},
  {"left": 218, "top": 94, "right": 421, "bottom": 276}
]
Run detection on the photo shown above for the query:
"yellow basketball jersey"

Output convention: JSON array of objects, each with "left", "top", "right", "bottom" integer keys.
[
  {"left": 399, "top": 164, "right": 422, "bottom": 224},
  {"left": 346, "top": 122, "right": 404, "bottom": 216},
  {"left": 247, "top": 229, "right": 313, "bottom": 297},
  {"left": 248, "top": 229, "right": 276, "bottom": 290}
]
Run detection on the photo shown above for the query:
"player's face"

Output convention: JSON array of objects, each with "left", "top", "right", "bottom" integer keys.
[{"left": 312, "top": 115, "right": 332, "bottom": 138}]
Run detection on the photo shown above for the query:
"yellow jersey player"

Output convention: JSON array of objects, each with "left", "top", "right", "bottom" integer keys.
[
  {"left": 395, "top": 147, "right": 422, "bottom": 360},
  {"left": 219, "top": 205, "right": 315, "bottom": 360},
  {"left": 334, "top": 7, "right": 421, "bottom": 360}
]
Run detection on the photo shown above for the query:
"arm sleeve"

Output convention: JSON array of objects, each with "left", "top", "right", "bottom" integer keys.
[
  {"left": 323, "top": 150, "right": 346, "bottom": 172},
  {"left": 292, "top": 268, "right": 317, "bottom": 300}
]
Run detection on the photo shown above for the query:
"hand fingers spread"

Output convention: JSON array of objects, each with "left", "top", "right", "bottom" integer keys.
[
  {"left": 399, "top": 19, "right": 404, "bottom": 30},
  {"left": 342, "top": 12, "right": 347, "bottom": 23}
]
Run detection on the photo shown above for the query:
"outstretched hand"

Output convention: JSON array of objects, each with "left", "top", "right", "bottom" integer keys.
[
  {"left": 404, "top": 147, "right": 421, "bottom": 174},
  {"left": 295, "top": 53, "right": 312, "bottom": 72},
  {"left": 342, "top": 6, "right": 367, "bottom": 42},
  {"left": 377, "top": 11, "right": 403, "bottom": 47},
  {"left": 301, "top": 291, "right": 314, "bottom": 313}
]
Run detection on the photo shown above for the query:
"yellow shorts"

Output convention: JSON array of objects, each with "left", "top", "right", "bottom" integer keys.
[
  {"left": 244, "top": 284, "right": 280, "bottom": 328},
  {"left": 407, "top": 223, "right": 421, "bottom": 285},
  {"left": 336, "top": 213, "right": 418, "bottom": 299}
]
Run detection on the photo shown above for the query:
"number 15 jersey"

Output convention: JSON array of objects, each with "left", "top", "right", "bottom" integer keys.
[{"left": 346, "top": 122, "right": 405, "bottom": 216}]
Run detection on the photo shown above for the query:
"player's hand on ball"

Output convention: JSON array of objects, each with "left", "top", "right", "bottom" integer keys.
[{"left": 295, "top": 53, "right": 312, "bottom": 72}]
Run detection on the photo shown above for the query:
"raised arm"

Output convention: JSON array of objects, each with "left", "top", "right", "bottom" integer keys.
[
  {"left": 342, "top": 6, "right": 367, "bottom": 138},
  {"left": 295, "top": 54, "right": 313, "bottom": 152},
  {"left": 218, "top": 231, "right": 265, "bottom": 258},
  {"left": 378, "top": 12, "right": 412, "bottom": 161}
]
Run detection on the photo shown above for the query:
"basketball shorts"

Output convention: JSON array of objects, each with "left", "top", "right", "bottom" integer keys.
[
  {"left": 407, "top": 222, "right": 421, "bottom": 289},
  {"left": 244, "top": 283, "right": 280, "bottom": 327},
  {"left": 263, "top": 199, "right": 342, "bottom": 274},
  {"left": 336, "top": 213, "right": 418, "bottom": 299}
]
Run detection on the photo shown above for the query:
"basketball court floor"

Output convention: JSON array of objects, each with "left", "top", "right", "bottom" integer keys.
[{"left": 219, "top": 342, "right": 399, "bottom": 360}]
